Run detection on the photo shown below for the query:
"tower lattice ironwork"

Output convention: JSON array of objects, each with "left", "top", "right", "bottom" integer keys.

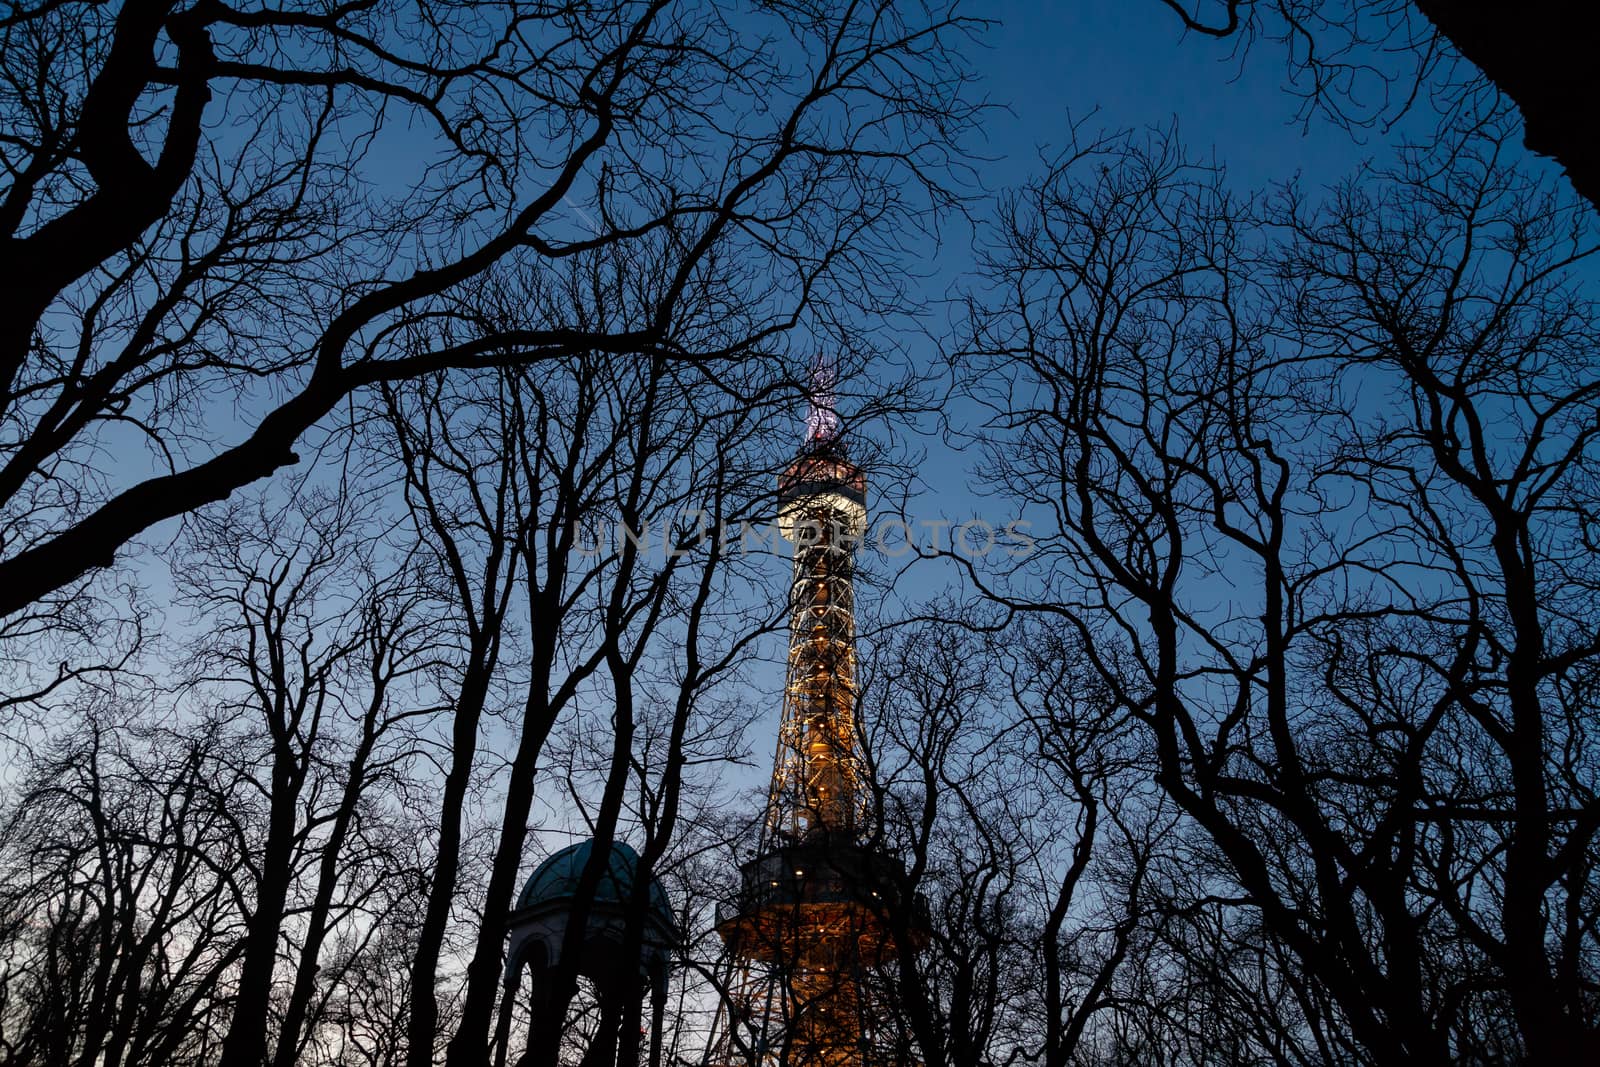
[{"left": 711, "top": 393, "right": 925, "bottom": 1067}]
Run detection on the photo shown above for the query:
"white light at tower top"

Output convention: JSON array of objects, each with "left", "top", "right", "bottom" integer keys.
[{"left": 803, "top": 353, "right": 841, "bottom": 444}]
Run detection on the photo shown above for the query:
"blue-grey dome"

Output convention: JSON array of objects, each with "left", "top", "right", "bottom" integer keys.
[{"left": 517, "top": 839, "right": 674, "bottom": 924}]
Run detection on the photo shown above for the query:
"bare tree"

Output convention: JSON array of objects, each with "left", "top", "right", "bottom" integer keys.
[
  {"left": 0, "top": 710, "right": 253, "bottom": 1066},
  {"left": 494, "top": 359, "right": 797, "bottom": 1067},
  {"left": 376, "top": 365, "right": 531, "bottom": 1067},
  {"left": 173, "top": 488, "right": 448, "bottom": 1065},
  {"left": 366, "top": 269, "right": 830, "bottom": 1064},
  {"left": 961, "top": 114, "right": 1600, "bottom": 1063},
  {"left": 1270, "top": 110, "right": 1600, "bottom": 1060},
  {"left": 847, "top": 609, "right": 1155, "bottom": 1067},
  {"left": 0, "top": 0, "right": 979, "bottom": 621}
]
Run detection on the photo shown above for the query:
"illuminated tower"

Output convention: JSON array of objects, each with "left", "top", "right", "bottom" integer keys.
[{"left": 712, "top": 385, "right": 925, "bottom": 1067}]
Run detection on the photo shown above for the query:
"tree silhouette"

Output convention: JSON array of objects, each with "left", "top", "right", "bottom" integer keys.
[
  {"left": 961, "top": 113, "right": 1600, "bottom": 1062},
  {"left": 0, "top": 0, "right": 978, "bottom": 619}
]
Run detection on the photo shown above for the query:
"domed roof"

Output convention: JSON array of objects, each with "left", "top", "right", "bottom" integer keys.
[{"left": 517, "top": 839, "right": 674, "bottom": 925}]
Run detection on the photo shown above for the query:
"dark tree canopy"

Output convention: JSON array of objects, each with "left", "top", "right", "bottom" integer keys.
[{"left": 1413, "top": 1, "right": 1600, "bottom": 209}]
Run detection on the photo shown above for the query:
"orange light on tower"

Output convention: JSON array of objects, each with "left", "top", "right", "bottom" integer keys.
[{"left": 712, "top": 383, "right": 927, "bottom": 1067}]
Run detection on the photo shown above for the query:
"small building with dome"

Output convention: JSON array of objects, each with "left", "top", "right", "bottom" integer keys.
[{"left": 498, "top": 838, "right": 679, "bottom": 1067}]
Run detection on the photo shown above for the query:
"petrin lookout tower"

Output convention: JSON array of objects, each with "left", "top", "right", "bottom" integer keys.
[{"left": 712, "top": 381, "right": 925, "bottom": 1066}]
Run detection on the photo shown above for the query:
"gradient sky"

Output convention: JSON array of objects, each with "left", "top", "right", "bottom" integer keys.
[
  {"left": 863, "top": 1, "right": 1385, "bottom": 610},
  {"left": 128, "top": 1, "right": 1573, "bottom": 835},
  {"left": 861, "top": 0, "right": 1563, "bottom": 615}
]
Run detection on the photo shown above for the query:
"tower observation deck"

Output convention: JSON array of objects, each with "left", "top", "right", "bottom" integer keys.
[{"left": 712, "top": 395, "right": 926, "bottom": 1067}]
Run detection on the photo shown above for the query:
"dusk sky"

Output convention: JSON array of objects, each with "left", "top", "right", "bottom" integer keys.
[
  {"left": 855, "top": 2, "right": 1446, "bottom": 617},
  {"left": 9, "top": 4, "right": 1595, "bottom": 1062}
]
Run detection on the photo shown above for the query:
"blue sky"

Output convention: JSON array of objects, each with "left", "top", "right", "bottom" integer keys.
[
  {"left": 851, "top": 1, "right": 1573, "bottom": 617},
  {"left": 976, "top": 1, "right": 1367, "bottom": 190},
  {"left": 108, "top": 0, "right": 1572, "bottom": 834},
  {"left": 855, "top": 1, "right": 1397, "bottom": 611}
]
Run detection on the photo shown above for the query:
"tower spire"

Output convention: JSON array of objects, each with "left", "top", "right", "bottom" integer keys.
[
  {"left": 803, "top": 352, "right": 842, "bottom": 446},
  {"left": 764, "top": 368, "right": 867, "bottom": 846},
  {"left": 712, "top": 381, "right": 925, "bottom": 1067}
]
